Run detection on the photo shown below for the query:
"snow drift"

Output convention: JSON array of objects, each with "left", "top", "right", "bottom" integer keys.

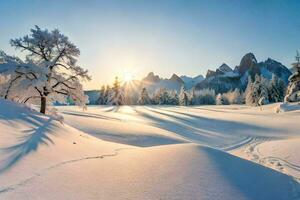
[{"left": 0, "top": 100, "right": 299, "bottom": 199}]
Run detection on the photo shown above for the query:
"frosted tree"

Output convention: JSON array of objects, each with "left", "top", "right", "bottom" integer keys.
[
  {"left": 103, "top": 85, "right": 111, "bottom": 105},
  {"left": 268, "top": 74, "right": 286, "bottom": 103},
  {"left": 223, "top": 88, "right": 242, "bottom": 104},
  {"left": 190, "top": 88, "right": 196, "bottom": 105},
  {"left": 179, "top": 86, "right": 189, "bottom": 106},
  {"left": 97, "top": 85, "right": 107, "bottom": 105},
  {"left": 108, "top": 76, "right": 124, "bottom": 105},
  {"left": 4, "top": 26, "right": 90, "bottom": 113},
  {"left": 216, "top": 93, "right": 226, "bottom": 105},
  {"left": 259, "top": 76, "right": 271, "bottom": 105},
  {"left": 138, "top": 87, "right": 151, "bottom": 105},
  {"left": 285, "top": 51, "right": 300, "bottom": 102},
  {"left": 277, "top": 78, "right": 286, "bottom": 101},
  {"left": 193, "top": 89, "right": 216, "bottom": 105},
  {"left": 153, "top": 88, "right": 169, "bottom": 105},
  {"left": 169, "top": 90, "right": 179, "bottom": 105},
  {"left": 245, "top": 77, "right": 255, "bottom": 105},
  {"left": 246, "top": 75, "right": 269, "bottom": 106}
]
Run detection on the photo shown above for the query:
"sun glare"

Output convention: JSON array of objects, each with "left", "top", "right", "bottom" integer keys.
[{"left": 123, "top": 71, "right": 134, "bottom": 82}]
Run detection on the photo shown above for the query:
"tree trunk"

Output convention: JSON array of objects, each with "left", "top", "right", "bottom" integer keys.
[{"left": 40, "top": 96, "right": 46, "bottom": 114}]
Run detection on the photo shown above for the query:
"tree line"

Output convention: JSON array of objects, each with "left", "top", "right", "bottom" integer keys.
[{"left": 96, "top": 71, "right": 297, "bottom": 106}]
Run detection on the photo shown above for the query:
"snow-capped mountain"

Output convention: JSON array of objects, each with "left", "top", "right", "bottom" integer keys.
[
  {"left": 258, "top": 58, "right": 291, "bottom": 82},
  {"left": 196, "top": 53, "right": 292, "bottom": 93},
  {"left": 140, "top": 72, "right": 204, "bottom": 93},
  {"left": 140, "top": 72, "right": 184, "bottom": 94},
  {"left": 235, "top": 52, "right": 258, "bottom": 75},
  {"left": 170, "top": 73, "right": 184, "bottom": 84},
  {"left": 142, "top": 72, "right": 160, "bottom": 83},
  {"left": 180, "top": 75, "right": 204, "bottom": 89},
  {"left": 216, "top": 63, "right": 233, "bottom": 74}
]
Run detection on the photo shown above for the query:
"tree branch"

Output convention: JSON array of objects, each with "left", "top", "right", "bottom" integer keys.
[
  {"left": 4, "top": 75, "right": 22, "bottom": 99},
  {"left": 35, "top": 87, "right": 43, "bottom": 96},
  {"left": 49, "top": 48, "right": 66, "bottom": 70},
  {"left": 23, "top": 96, "right": 41, "bottom": 103},
  {"left": 54, "top": 90, "right": 69, "bottom": 96},
  {"left": 12, "top": 41, "right": 43, "bottom": 58},
  {"left": 52, "top": 70, "right": 87, "bottom": 89}
]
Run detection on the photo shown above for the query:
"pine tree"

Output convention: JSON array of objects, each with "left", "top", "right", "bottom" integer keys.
[
  {"left": 97, "top": 85, "right": 106, "bottom": 105},
  {"left": 245, "top": 76, "right": 255, "bottom": 106},
  {"left": 246, "top": 75, "right": 269, "bottom": 106},
  {"left": 190, "top": 88, "right": 196, "bottom": 105},
  {"left": 103, "top": 85, "right": 111, "bottom": 105},
  {"left": 258, "top": 76, "right": 269, "bottom": 106},
  {"left": 108, "top": 76, "right": 124, "bottom": 105},
  {"left": 278, "top": 78, "right": 286, "bottom": 101},
  {"left": 179, "top": 86, "right": 189, "bottom": 106},
  {"left": 138, "top": 87, "right": 151, "bottom": 105},
  {"left": 161, "top": 88, "right": 170, "bottom": 105},
  {"left": 169, "top": 90, "right": 179, "bottom": 105},
  {"left": 285, "top": 51, "right": 300, "bottom": 102},
  {"left": 153, "top": 88, "right": 169, "bottom": 105},
  {"left": 268, "top": 74, "right": 286, "bottom": 103}
]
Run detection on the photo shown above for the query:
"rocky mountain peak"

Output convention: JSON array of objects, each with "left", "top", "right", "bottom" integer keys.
[
  {"left": 237, "top": 53, "right": 257, "bottom": 75},
  {"left": 143, "top": 72, "right": 161, "bottom": 83},
  {"left": 206, "top": 70, "right": 217, "bottom": 78},
  {"left": 193, "top": 74, "right": 205, "bottom": 81},
  {"left": 170, "top": 73, "right": 184, "bottom": 84},
  {"left": 216, "top": 63, "right": 232, "bottom": 74}
]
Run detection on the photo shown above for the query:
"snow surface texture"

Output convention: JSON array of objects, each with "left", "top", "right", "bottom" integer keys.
[
  {"left": 275, "top": 102, "right": 300, "bottom": 113},
  {"left": 0, "top": 99, "right": 300, "bottom": 199}
]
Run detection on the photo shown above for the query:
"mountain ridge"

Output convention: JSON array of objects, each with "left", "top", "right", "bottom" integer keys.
[
  {"left": 195, "top": 53, "right": 291, "bottom": 93},
  {"left": 84, "top": 52, "right": 292, "bottom": 104}
]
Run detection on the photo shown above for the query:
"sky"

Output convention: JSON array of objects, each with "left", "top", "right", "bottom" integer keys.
[{"left": 0, "top": 0, "right": 300, "bottom": 89}]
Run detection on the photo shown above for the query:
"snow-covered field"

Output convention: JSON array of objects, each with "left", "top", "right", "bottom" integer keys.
[{"left": 0, "top": 99, "right": 300, "bottom": 199}]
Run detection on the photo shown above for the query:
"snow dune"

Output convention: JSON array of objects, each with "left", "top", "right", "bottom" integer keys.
[
  {"left": 59, "top": 104, "right": 300, "bottom": 148},
  {"left": 59, "top": 104, "right": 300, "bottom": 180},
  {"left": 0, "top": 100, "right": 299, "bottom": 199},
  {"left": 2, "top": 144, "right": 299, "bottom": 200}
]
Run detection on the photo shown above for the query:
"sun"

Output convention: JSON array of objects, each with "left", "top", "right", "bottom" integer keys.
[{"left": 123, "top": 71, "right": 134, "bottom": 82}]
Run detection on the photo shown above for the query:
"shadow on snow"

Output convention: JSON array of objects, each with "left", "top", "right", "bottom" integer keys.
[{"left": 0, "top": 101, "right": 59, "bottom": 174}]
